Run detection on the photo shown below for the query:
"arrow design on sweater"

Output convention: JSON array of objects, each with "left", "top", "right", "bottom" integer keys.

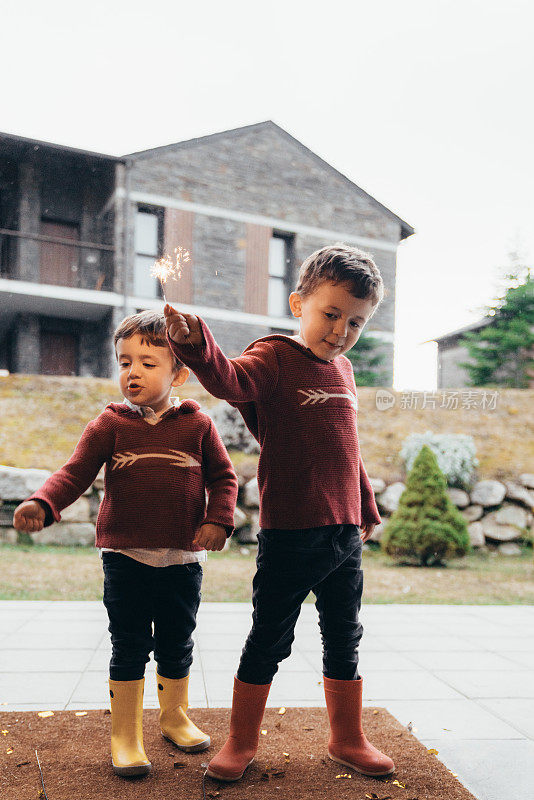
[
  {"left": 111, "top": 450, "right": 201, "bottom": 471},
  {"left": 298, "top": 388, "right": 358, "bottom": 410}
]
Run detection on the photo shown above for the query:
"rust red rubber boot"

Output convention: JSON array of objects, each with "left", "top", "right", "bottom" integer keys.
[
  {"left": 324, "top": 675, "right": 395, "bottom": 777},
  {"left": 206, "top": 676, "right": 271, "bottom": 781}
]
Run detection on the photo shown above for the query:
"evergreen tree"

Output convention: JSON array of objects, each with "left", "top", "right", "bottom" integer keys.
[
  {"left": 460, "top": 270, "right": 534, "bottom": 388},
  {"left": 381, "top": 445, "right": 470, "bottom": 566},
  {"left": 346, "top": 331, "right": 389, "bottom": 386}
]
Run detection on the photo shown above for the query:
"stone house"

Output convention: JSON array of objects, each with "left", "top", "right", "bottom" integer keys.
[
  {"left": 0, "top": 122, "right": 413, "bottom": 381},
  {"left": 433, "top": 319, "right": 490, "bottom": 388}
]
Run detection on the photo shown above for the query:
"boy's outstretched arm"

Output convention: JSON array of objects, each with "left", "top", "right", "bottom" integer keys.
[
  {"left": 13, "top": 419, "right": 112, "bottom": 530},
  {"left": 193, "top": 420, "right": 238, "bottom": 551},
  {"left": 164, "top": 304, "right": 279, "bottom": 403}
]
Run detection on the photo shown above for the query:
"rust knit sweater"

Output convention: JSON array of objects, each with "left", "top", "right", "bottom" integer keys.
[
  {"left": 29, "top": 399, "right": 238, "bottom": 549},
  {"left": 168, "top": 320, "right": 381, "bottom": 530}
]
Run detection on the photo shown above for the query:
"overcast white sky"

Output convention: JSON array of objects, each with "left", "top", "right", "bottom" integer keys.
[{"left": 2, "top": 0, "right": 533, "bottom": 389}]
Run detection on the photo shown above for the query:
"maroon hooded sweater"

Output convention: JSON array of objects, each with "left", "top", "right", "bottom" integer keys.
[
  {"left": 29, "top": 399, "right": 238, "bottom": 549},
  {"left": 168, "top": 320, "right": 381, "bottom": 531}
]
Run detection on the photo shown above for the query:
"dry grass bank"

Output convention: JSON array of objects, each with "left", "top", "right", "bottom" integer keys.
[{"left": 0, "top": 375, "right": 532, "bottom": 481}]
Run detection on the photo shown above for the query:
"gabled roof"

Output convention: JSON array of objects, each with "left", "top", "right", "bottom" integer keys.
[
  {"left": 432, "top": 317, "right": 492, "bottom": 344},
  {"left": 125, "top": 121, "right": 414, "bottom": 240}
]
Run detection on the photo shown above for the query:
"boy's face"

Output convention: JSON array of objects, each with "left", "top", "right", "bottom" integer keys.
[
  {"left": 289, "top": 281, "right": 376, "bottom": 361},
  {"left": 116, "top": 333, "right": 188, "bottom": 413}
]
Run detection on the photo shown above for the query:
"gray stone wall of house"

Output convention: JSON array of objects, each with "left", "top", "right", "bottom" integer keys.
[
  {"left": 128, "top": 124, "right": 402, "bottom": 384},
  {"left": 192, "top": 215, "right": 247, "bottom": 311},
  {"left": 438, "top": 341, "right": 472, "bottom": 388},
  {"left": 202, "top": 318, "right": 269, "bottom": 358},
  {"left": 131, "top": 124, "right": 401, "bottom": 242},
  {"left": 18, "top": 161, "right": 41, "bottom": 281},
  {"left": 101, "top": 307, "right": 127, "bottom": 380},
  {"left": 12, "top": 314, "right": 40, "bottom": 373}
]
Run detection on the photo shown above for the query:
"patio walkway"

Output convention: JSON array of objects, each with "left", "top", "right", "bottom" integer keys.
[{"left": 1, "top": 601, "right": 533, "bottom": 800}]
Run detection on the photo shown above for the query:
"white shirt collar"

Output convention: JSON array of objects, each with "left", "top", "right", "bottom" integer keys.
[{"left": 123, "top": 396, "right": 180, "bottom": 424}]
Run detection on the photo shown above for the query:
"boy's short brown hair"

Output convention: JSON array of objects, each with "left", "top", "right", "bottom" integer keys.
[
  {"left": 296, "top": 244, "right": 384, "bottom": 305},
  {"left": 114, "top": 310, "right": 183, "bottom": 369}
]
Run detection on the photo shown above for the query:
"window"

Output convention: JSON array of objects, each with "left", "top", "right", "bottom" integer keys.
[
  {"left": 134, "top": 208, "right": 161, "bottom": 298},
  {"left": 268, "top": 233, "right": 293, "bottom": 317}
]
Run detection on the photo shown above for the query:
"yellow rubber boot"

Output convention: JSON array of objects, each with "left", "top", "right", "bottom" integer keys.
[
  {"left": 157, "top": 673, "right": 210, "bottom": 752},
  {"left": 109, "top": 678, "right": 151, "bottom": 776}
]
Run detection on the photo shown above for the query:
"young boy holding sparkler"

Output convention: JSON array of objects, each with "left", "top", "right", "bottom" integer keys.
[
  {"left": 164, "top": 244, "right": 395, "bottom": 782},
  {"left": 13, "top": 310, "right": 238, "bottom": 777}
]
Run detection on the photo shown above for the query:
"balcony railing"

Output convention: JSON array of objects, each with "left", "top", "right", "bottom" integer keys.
[{"left": 0, "top": 228, "right": 116, "bottom": 292}]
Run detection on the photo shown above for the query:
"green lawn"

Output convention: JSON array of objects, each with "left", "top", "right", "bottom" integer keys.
[{"left": 1, "top": 542, "right": 532, "bottom": 604}]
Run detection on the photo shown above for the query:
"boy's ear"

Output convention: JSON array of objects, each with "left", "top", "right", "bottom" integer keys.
[
  {"left": 172, "top": 366, "right": 190, "bottom": 387},
  {"left": 289, "top": 292, "right": 302, "bottom": 318}
]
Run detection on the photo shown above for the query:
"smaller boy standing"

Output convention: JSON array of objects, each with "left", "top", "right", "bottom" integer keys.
[
  {"left": 165, "top": 244, "right": 395, "bottom": 782},
  {"left": 13, "top": 311, "right": 238, "bottom": 777}
]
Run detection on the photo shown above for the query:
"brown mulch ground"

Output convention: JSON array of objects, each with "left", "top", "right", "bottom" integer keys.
[{"left": 0, "top": 707, "right": 477, "bottom": 800}]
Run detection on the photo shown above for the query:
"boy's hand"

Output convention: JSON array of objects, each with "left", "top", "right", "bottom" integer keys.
[
  {"left": 164, "top": 304, "right": 203, "bottom": 346},
  {"left": 360, "top": 522, "right": 376, "bottom": 543},
  {"left": 13, "top": 500, "right": 46, "bottom": 533},
  {"left": 194, "top": 523, "right": 227, "bottom": 551}
]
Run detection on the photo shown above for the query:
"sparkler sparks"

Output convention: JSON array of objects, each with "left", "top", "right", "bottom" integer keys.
[{"left": 150, "top": 247, "right": 190, "bottom": 302}]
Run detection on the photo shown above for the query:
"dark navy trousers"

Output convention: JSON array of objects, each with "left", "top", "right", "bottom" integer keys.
[
  {"left": 237, "top": 524, "right": 364, "bottom": 685},
  {"left": 102, "top": 551, "right": 202, "bottom": 681}
]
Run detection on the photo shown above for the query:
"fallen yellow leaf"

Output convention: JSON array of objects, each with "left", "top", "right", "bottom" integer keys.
[
  {"left": 283, "top": 752, "right": 290, "bottom": 758},
  {"left": 261, "top": 729, "right": 267, "bottom": 736},
  {"left": 37, "top": 711, "right": 54, "bottom": 718},
  {"left": 74, "top": 711, "right": 88, "bottom": 717},
  {"left": 428, "top": 748, "right": 439, "bottom": 755},
  {"left": 392, "top": 780, "right": 406, "bottom": 788},
  {"left": 6, "top": 748, "right": 13, "bottom": 754},
  {"left": 1, "top": 730, "right": 8, "bottom": 735},
  {"left": 335, "top": 773, "right": 352, "bottom": 779},
  {"left": 278, "top": 707, "right": 286, "bottom": 715}
]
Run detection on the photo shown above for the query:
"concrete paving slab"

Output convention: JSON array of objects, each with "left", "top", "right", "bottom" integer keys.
[
  {"left": 192, "top": 632, "right": 252, "bottom": 650},
  {"left": 0, "top": 671, "right": 80, "bottom": 704},
  {"left": 69, "top": 670, "right": 207, "bottom": 705},
  {"left": 204, "top": 670, "right": 237, "bottom": 707},
  {"left": 260, "top": 671, "right": 326, "bottom": 706},
  {"left": 423, "top": 738, "right": 534, "bottom": 800},
  {"left": 377, "top": 634, "right": 480, "bottom": 652},
  {"left": 406, "top": 650, "right": 524, "bottom": 671},
  {"left": 1, "top": 601, "right": 533, "bottom": 800},
  {"left": 476, "top": 698, "right": 534, "bottom": 739},
  {"left": 502, "top": 650, "right": 534, "bottom": 668},
  {"left": 0, "top": 648, "right": 94, "bottom": 672},
  {"left": 362, "top": 670, "right": 464, "bottom": 701},
  {"left": 300, "top": 648, "right": 423, "bottom": 672},
  {"left": 0, "top": 703, "right": 67, "bottom": 712},
  {"left": 435, "top": 669, "right": 534, "bottom": 698},
  {"left": 468, "top": 635, "right": 534, "bottom": 652},
  {"left": 7, "top": 630, "right": 104, "bottom": 649},
  {"left": 379, "top": 698, "right": 524, "bottom": 740}
]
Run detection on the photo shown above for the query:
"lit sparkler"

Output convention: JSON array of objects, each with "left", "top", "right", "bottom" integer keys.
[{"left": 150, "top": 246, "right": 190, "bottom": 303}]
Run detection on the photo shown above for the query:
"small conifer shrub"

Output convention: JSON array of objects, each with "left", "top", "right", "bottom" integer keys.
[{"left": 382, "top": 445, "right": 470, "bottom": 566}]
